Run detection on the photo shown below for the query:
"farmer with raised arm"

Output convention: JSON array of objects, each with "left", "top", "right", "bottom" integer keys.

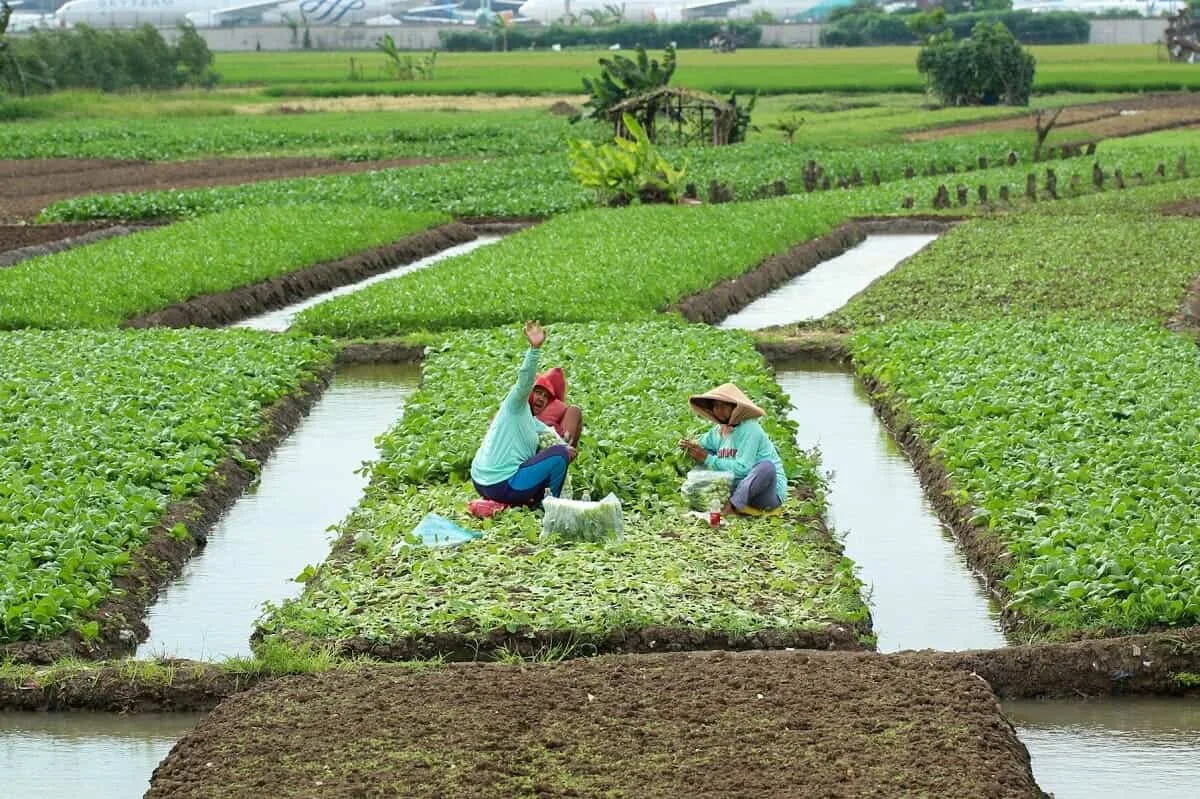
[{"left": 471, "top": 321, "right": 575, "bottom": 508}]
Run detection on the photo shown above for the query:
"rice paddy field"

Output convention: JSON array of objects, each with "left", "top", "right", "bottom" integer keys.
[{"left": 2, "top": 40, "right": 1200, "bottom": 798}]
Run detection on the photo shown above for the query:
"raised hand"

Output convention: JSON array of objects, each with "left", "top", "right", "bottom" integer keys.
[{"left": 524, "top": 320, "right": 546, "bottom": 349}]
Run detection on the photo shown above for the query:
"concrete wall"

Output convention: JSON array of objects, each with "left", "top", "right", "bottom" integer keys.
[
  {"left": 1088, "top": 18, "right": 1170, "bottom": 46},
  {"left": 15, "top": 18, "right": 1173, "bottom": 51},
  {"left": 759, "top": 24, "right": 825, "bottom": 48},
  {"left": 155, "top": 24, "right": 448, "bottom": 51}
]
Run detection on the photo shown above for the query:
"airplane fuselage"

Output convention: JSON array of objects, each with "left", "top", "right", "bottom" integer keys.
[{"left": 53, "top": 0, "right": 412, "bottom": 27}]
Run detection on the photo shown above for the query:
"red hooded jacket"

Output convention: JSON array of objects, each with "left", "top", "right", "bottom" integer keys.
[{"left": 530, "top": 367, "right": 568, "bottom": 436}]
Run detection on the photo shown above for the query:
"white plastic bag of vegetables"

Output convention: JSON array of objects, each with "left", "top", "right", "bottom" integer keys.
[
  {"left": 541, "top": 493, "right": 623, "bottom": 544},
  {"left": 681, "top": 469, "right": 735, "bottom": 511}
]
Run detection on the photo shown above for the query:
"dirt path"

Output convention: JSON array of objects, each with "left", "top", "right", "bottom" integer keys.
[
  {"left": 906, "top": 92, "right": 1200, "bottom": 142},
  {"left": 0, "top": 156, "right": 450, "bottom": 223},
  {"left": 146, "top": 650, "right": 1046, "bottom": 799}
]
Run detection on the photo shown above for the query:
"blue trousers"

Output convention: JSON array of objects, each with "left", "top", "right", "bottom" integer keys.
[
  {"left": 473, "top": 445, "right": 569, "bottom": 507},
  {"left": 730, "top": 460, "right": 783, "bottom": 511}
]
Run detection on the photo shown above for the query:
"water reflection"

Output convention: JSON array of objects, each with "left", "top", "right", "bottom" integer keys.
[
  {"left": 136, "top": 364, "right": 419, "bottom": 661},
  {"left": 777, "top": 364, "right": 1006, "bottom": 652},
  {"left": 719, "top": 234, "right": 937, "bottom": 330},
  {"left": 1006, "top": 698, "right": 1200, "bottom": 799},
  {"left": 0, "top": 711, "right": 201, "bottom": 799}
]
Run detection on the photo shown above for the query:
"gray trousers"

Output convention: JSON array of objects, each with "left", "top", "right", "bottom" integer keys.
[{"left": 730, "top": 460, "right": 782, "bottom": 511}]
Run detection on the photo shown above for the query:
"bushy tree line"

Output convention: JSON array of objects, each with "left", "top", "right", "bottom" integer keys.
[
  {"left": 439, "top": 21, "right": 762, "bottom": 52},
  {"left": 1, "top": 23, "right": 218, "bottom": 96},
  {"left": 822, "top": 9, "right": 1089, "bottom": 46}
]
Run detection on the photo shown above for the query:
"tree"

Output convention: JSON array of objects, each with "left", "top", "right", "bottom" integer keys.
[
  {"left": 175, "top": 22, "right": 218, "bottom": 87},
  {"left": 578, "top": 43, "right": 676, "bottom": 136},
  {"left": 582, "top": 4, "right": 625, "bottom": 25},
  {"left": 0, "top": 0, "right": 26, "bottom": 97},
  {"left": 828, "top": 0, "right": 878, "bottom": 22},
  {"left": 491, "top": 12, "right": 512, "bottom": 52},
  {"left": 917, "top": 22, "right": 1034, "bottom": 107}
]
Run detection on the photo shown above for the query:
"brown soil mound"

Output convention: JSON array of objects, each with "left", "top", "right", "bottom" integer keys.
[
  {"left": 548, "top": 100, "right": 580, "bottom": 116},
  {"left": 0, "top": 222, "right": 153, "bottom": 267},
  {"left": 906, "top": 93, "right": 1200, "bottom": 143},
  {"left": 0, "top": 156, "right": 452, "bottom": 223},
  {"left": 8, "top": 624, "right": 1200, "bottom": 713},
  {"left": 1161, "top": 197, "right": 1200, "bottom": 217},
  {"left": 124, "top": 222, "right": 477, "bottom": 329},
  {"left": 147, "top": 650, "right": 1047, "bottom": 799}
]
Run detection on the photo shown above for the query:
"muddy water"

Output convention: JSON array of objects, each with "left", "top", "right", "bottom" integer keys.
[
  {"left": 776, "top": 363, "right": 1007, "bottom": 652},
  {"left": 718, "top": 234, "right": 937, "bottom": 330},
  {"left": 235, "top": 236, "right": 500, "bottom": 332},
  {"left": 0, "top": 711, "right": 202, "bottom": 798},
  {"left": 1005, "top": 698, "right": 1200, "bottom": 798},
  {"left": 135, "top": 364, "right": 420, "bottom": 661}
]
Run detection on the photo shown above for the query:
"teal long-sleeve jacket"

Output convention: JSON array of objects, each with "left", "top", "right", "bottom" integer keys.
[
  {"left": 470, "top": 347, "right": 553, "bottom": 486},
  {"left": 699, "top": 419, "right": 788, "bottom": 503}
]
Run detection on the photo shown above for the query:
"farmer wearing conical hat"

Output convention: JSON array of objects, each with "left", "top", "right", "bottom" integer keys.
[{"left": 679, "top": 383, "right": 787, "bottom": 516}]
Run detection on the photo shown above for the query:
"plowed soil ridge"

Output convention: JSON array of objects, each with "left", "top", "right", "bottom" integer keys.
[
  {"left": 124, "top": 222, "right": 477, "bottom": 329},
  {"left": 145, "top": 651, "right": 1047, "bottom": 799},
  {"left": 0, "top": 156, "right": 451, "bottom": 222},
  {"left": 0, "top": 223, "right": 153, "bottom": 267},
  {"left": 7, "top": 626, "right": 1200, "bottom": 714},
  {"left": 905, "top": 92, "right": 1200, "bottom": 142}
]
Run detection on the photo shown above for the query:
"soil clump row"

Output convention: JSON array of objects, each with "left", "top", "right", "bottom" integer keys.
[
  {"left": 6, "top": 626, "right": 1200, "bottom": 714},
  {"left": 145, "top": 650, "right": 1047, "bottom": 799}
]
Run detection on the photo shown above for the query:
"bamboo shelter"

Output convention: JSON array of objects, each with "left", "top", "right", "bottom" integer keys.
[{"left": 608, "top": 87, "right": 739, "bottom": 146}]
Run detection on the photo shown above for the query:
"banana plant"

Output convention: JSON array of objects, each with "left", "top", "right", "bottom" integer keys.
[{"left": 568, "top": 113, "right": 686, "bottom": 205}]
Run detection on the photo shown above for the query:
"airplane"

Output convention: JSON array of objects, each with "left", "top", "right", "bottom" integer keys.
[
  {"left": 52, "top": 0, "right": 425, "bottom": 28},
  {"left": 1011, "top": 0, "right": 1164, "bottom": 13},
  {"left": 400, "top": 0, "right": 525, "bottom": 24},
  {"left": 514, "top": 0, "right": 853, "bottom": 24},
  {"left": 7, "top": 8, "right": 53, "bottom": 30}
]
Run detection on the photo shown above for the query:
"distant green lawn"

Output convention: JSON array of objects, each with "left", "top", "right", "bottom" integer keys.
[{"left": 213, "top": 45, "right": 1199, "bottom": 95}]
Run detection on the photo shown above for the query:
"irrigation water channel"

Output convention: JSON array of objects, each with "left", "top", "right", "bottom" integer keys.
[
  {"left": 726, "top": 233, "right": 1200, "bottom": 797},
  {"left": 0, "top": 237, "right": 494, "bottom": 797}
]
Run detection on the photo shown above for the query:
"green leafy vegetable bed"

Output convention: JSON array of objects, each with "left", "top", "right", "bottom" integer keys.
[
  {"left": 37, "top": 137, "right": 1194, "bottom": 223},
  {"left": 259, "top": 322, "right": 869, "bottom": 655},
  {"left": 291, "top": 201, "right": 848, "bottom": 337},
  {"left": 0, "top": 329, "right": 336, "bottom": 643},
  {"left": 0, "top": 205, "right": 448, "bottom": 330},
  {"left": 819, "top": 213, "right": 1200, "bottom": 329},
  {"left": 852, "top": 319, "right": 1200, "bottom": 638},
  {"left": 0, "top": 111, "right": 581, "bottom": 161}
]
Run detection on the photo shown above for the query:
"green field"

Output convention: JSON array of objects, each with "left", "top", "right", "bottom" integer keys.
[{"left": 211, "top": 45, "right": 1200, "bottom": 95}]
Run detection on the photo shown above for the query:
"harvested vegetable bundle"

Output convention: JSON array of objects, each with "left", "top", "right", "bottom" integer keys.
[
  {"left": 681, "top": 469, "right": 734, "bottom": 511},
  {"left": 541, "top": 493, "right": 623, "bottom": 544}
]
